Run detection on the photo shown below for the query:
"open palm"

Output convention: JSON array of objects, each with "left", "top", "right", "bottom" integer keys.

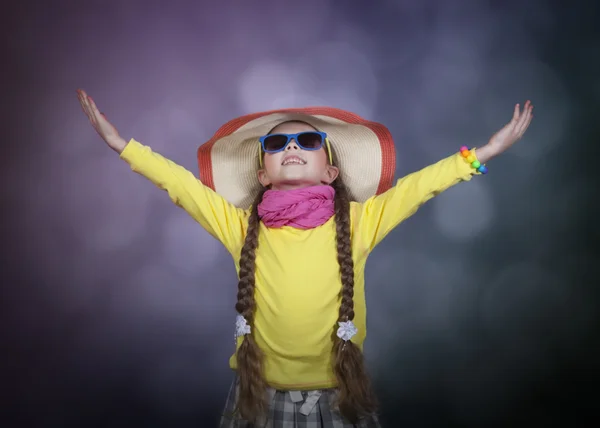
[
  {"left": 488, "top": 100, "right": 534, "bottom": 152},
  {"left": 77, "top": 89, "right": 123, "bottom": 149}
]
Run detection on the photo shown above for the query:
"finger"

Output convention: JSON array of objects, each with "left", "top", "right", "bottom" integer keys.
[
  {"left": 76, "top": 89, "right": 87, "bottom": 111},
  {"left": 501, "top": 103, "right": 520, "bottom": 133},
  {"left": 511, "top": 103, "right": 520, "bottom": 123},
  {"left": 83, "top": 100, "right": 96, "bottom": 125},
  {"left": 78, "top": 89, "right": 89, "bottom": 109},
  {"left": 77, "top": 89, "right": 92, "bottom": 115},
  {"left": 85, "top": 95, "right": 103, "bottom": 126},
  {"left": 513, "top": 101, "right": 531, "bottom": 131},
  {"left": 516, "top": 104, "right": 533, "bottom": 136},
  {"left": 77, "top": 90, "right": 95, "bottom": 123},
  {"left": 518, "top": 102, "right": 532, "bottom": 126},
  {"left": 87, "top": 96, "right": 104, "bottom": 122},
  {"left": 515, "top": 104, "right": 532, "bottom": 137}
]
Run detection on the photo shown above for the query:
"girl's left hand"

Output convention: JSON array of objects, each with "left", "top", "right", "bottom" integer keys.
[
  {"left": 489, "top": 101, "right": 534, "bottom": 152},
  {"left": 475, "top": 101, "right": 534, "bottom": 164}
]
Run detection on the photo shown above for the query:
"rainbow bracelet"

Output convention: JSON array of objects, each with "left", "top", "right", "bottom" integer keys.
[{"left": 460, "top": 146, "right": 488, "bottom": 174}]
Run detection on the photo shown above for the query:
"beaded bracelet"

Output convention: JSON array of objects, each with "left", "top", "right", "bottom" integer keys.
[{"left": 460, "top": 146, "right": 488, "bottom": 174}]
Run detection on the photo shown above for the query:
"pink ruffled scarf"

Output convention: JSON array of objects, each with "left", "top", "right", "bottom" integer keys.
[{"left": 257, "top": 185, "right": 335, "bottom": 229}]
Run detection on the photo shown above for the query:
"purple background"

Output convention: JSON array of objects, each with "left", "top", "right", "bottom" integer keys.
[{"left": 3, "top": 0, "right": 599, "bottom": 426}]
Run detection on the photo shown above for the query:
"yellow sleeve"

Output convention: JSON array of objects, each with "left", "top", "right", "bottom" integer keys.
[
  {"left": 353, "top": 149, "right": 480, "bottom": 250},
  {"left": 120, "top": 139, "right": 248, "bottom": 253}
]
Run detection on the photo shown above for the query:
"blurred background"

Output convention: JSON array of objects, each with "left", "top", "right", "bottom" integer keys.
[{"left": 2, "top": 0, "right": 598, "bottom": 426}]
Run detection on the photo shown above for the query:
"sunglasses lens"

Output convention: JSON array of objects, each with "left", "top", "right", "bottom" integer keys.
[
  {"left": 263, "top": 135, "right": 288, "bottom": 152},
  {"left": 297, "top": 132, "right": 323, "bottom": 149}
]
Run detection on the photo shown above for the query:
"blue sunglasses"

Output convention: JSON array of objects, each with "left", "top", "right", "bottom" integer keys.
[{"left": 258, "top": 131, "right": 333, "bottom": 166}]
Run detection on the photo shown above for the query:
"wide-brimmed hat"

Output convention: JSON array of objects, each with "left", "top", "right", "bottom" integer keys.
[{"left": 197, "top": 107, "right": 396, "bottom": 209}]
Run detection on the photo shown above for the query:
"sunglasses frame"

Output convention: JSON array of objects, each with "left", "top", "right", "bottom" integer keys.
[{"left": 258, "top": 132, "right": 333, "bottom": 166}]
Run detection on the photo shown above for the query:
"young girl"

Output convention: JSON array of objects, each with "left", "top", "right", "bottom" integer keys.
[{"left": 76, "top": 89, "right": 533, "bottom": 427}]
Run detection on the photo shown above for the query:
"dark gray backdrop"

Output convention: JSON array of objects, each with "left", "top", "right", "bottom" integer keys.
[{"left": 2, "top": 0, "right": 598, "bottom": 426}]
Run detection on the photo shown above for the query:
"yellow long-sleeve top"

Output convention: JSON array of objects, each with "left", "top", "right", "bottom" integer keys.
[{"left": 120, "top": 139, "right": 479, "bottom": 390}]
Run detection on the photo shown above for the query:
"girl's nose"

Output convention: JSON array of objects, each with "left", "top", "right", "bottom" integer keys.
[{"left": 286, "top": 140, "right": 299, "bottom": 150}]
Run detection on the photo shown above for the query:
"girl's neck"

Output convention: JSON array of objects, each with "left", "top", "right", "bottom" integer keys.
[{"left": 270, "top": 182, "right": 328, "bottom": 192}]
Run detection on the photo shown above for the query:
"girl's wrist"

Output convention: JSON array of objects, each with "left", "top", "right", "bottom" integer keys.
[
  {"left": 474, "top": 143, "right": 501, "bottom": 164},
  {"left": 107, "top": 136, "right": 128, "bottom": 154}
]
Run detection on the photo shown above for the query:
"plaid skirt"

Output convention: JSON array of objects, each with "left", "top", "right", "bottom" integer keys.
[{"left": 219, "top": 374, "right": 381, "bottom": 428}]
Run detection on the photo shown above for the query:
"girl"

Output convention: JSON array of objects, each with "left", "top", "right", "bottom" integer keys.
[{"left": 76, "top": 89, "right": 533, "bottom": 427}]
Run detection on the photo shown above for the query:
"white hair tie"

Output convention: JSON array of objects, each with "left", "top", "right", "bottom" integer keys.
[
  {"left": 235, "top": 314, "right": 251, "bottom": 340},
  {"left": 336, "top": 320, "right": 358, "bottom": 342}
]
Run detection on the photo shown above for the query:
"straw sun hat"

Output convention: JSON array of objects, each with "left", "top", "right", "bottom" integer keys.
[{"left": 197, "top": 107, "right": 396, "bottom": 209}]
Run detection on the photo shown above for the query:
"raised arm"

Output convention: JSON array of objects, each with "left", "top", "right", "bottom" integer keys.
[
  {"left": 353, "top": 151, "right": 478, "bottom": 250},
  {"left": 76, "top": 89, "right": 248, "bottom": 253},
  {"left": 353, "top": 100, "right": 534, "bottom": 250}
]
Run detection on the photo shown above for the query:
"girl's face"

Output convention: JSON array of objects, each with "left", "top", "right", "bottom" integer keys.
[{"left": 257, "top": 122, "right": 339, "bottom": 191}]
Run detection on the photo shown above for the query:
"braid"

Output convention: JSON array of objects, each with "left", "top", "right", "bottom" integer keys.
[
  {"left": 331, "top": 178, "right": 379, "bottom": 423},
  {"left": 234, "top": 187, "right": 268, "bottom": 422}
]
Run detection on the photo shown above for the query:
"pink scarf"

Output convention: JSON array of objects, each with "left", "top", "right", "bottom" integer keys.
[{"left": 257, "top": 185, "right": 335, "bottom": 229}]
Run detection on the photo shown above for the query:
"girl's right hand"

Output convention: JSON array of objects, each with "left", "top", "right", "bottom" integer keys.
[{"left": 77, "top": 89, "right": 127, "bottom": 153}]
